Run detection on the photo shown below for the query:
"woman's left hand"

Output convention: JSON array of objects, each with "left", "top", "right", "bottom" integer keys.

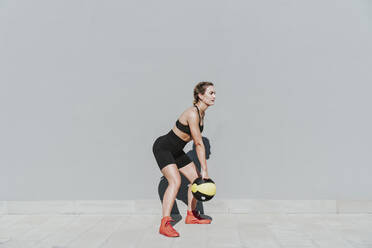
[{"left": 201, "top": 169, "right": 209, "bottom": 179}]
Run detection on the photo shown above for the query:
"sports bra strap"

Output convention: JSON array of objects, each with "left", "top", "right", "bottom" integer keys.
[{"left": 193, "top": 104, "right": 203, "bottom": 126}]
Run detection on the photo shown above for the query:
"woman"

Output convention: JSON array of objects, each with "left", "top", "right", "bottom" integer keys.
[{"left": 152, "top": 82, "right": 216, "bottom": 237}]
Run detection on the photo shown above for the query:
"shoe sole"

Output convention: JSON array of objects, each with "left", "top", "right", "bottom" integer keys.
[
  {"left": 185, "top": 221, "right": 211, "bottom": 224},
  {"left": 159, "top": 232, "right": 180, "bottom": 237}
]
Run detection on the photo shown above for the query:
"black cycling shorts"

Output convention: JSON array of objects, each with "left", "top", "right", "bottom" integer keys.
[{"left": 152, "top": 129, "right": 192, "bottom": 170}]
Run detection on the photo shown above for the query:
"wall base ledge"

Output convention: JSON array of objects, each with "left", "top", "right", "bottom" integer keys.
[{"left": 1, "top": 199, "right": 372, "bottom": 215}]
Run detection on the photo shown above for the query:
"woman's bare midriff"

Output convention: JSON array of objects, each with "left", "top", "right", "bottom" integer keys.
[{"left": 172, "top": 126, "right": 192, "bottom": 142}]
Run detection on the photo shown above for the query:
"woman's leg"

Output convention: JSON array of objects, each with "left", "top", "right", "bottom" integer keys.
[
  {"left": 161, "top": 163, "right": 181, "bottom": 217},
  {"left": 179, "top": 161, "right": 212, "bottom": 224},
  {"left": 178, "top": 162, "right": 200, "bottom": 211}
]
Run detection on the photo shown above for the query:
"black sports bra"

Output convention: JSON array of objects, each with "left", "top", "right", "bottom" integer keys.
[{"left": 176, "top": 105, "right": 204, "bottom": 135}]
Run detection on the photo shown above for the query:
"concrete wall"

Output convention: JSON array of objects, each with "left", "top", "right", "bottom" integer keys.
[{"left": 1, "top": 0, "right": 371, "bottom": 200}]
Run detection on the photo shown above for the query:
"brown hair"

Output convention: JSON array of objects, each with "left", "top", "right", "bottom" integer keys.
[{"left": 193, "top": 81, "right": 214, "bottom": 105}]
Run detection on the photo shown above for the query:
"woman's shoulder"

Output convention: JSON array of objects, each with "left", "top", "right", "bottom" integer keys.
[
  {"left": 178, "top": 105, "right": 199, "bottom": 120},
  {"left": 186, "top": 105, "right": 200, "bottom": 116},
  {"left": 187, "top": 105, "right": 205, "bottom": 121}
]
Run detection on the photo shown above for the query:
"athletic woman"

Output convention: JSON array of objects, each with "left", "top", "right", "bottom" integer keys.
[{"left": 152, "top": 82, "right": 216, "bottom": 237}]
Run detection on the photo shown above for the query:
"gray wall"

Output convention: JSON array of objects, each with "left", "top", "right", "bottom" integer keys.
[{"left": 1, "top": 0, "right": 371, "bottom": 200}]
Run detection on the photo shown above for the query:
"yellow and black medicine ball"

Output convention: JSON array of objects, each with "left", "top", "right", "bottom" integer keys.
[{"left": 191, "top": 177, "right": 216, "bottom": 202}]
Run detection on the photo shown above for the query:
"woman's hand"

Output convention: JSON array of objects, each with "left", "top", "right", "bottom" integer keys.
[{"left": 201, "top": 169, "right": 209, "bottom": 179}]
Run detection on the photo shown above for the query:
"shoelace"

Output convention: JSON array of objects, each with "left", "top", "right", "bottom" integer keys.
[
  {"left": 193, "top": 211, "right": 202, "bottom": 219},
  {"left": 165, "top": 219, "right": 178, "bottom": 234},
  {"left": 165, "top": 219, "right": 175, "bottom": 227}
]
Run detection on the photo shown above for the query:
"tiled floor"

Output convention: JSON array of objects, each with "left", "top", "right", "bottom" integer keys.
[{"left": 0, "top": 213, "right": 372, "bottom": 248}]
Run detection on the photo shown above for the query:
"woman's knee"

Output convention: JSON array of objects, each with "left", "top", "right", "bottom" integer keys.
[
  {"left": 161, "top": 163, "right": 182, "bottom": 189},
  {"left": 189, "top": 174, "right": 199, "bottom": 184},
  {"left": 168, "top": 176, "right": 181, "bottom": 189}
]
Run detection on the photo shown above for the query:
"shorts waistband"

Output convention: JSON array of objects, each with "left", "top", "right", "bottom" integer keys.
[{"left": 166, "top": 129, "right": 188, "bottom": 148}]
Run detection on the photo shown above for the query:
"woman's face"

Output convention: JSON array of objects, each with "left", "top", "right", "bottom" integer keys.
[{"left": 200, "top": 86, "right": 216, "bottom": 106}]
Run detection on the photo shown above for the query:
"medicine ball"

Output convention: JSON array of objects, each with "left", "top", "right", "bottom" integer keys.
[{"left": 191, "top": 177, "right": 216, "bottom": 202}]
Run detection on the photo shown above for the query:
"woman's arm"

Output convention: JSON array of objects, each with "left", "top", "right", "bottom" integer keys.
[{"left": 188, "top": 111, "right": 209, "bottom": 179}]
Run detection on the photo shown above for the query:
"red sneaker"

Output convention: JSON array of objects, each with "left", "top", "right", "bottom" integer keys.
[
  {"left": 159, "top": 216, "right": 180, "bottom": 237},
  {"left": 185, "top": 210, "right": 212, "bottom": 224}
]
